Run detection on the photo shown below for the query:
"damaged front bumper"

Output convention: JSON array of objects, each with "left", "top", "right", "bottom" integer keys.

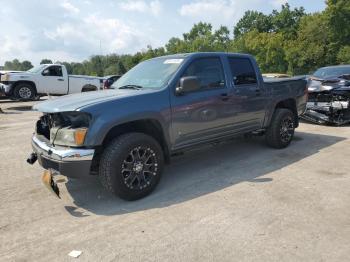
[
  {"left": 301, "top": 99, "right": 350, "bottom": 125},
  {"left": 0, "top": 83, "right": 12, "bottom": 96},
  {"left": 30, "top": 135, "right": 95, "bottom": 178},
  {"left": 301, "top": 75, "right": 350, "bottom": 125}
]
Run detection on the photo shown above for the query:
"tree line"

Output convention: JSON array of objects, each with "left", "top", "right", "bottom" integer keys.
[{"left": 3, "top": 0, "right": 350, "bottom": 76}]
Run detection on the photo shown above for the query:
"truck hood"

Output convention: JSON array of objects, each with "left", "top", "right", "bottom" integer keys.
[
  {"left": 308, "top": 74, "right": 350, "bottom": 93},
  {"left": 33, "top": 89, "right": 151, "bottom": 113},
  {"left": 1, "top": 72, "right": 33, "bottom": 81}
]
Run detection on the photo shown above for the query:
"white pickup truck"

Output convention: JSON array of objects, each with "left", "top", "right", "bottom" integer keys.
[{"left": 0, "top": 64, "right": 103, "bottom": 100}]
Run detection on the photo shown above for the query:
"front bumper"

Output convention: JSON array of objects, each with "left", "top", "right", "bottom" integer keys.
[
  {"left": 31, "top": 135, "right": 95, "bottom": 178},
  {"left": 0, "top": 83, "right": 13, "bottom": 96},
  {"left": 0, "top": 84, "right": 5, "bottom": 96}
]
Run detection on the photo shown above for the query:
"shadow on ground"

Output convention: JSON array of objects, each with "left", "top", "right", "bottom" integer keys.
[
  {"left": 5, "top": 106, "right": 33, "bottom": 111},
  {"left": 299, "top": 119, "right": 350, "bottom": 127},
  {"left": 64, "top": 131, "right": 345, "bottom": 217}
]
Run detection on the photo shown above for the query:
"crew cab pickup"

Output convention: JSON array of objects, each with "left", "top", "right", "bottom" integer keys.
[
  {"left": 28, "top": 53, "right": 308, "bottom": 200},
  {"left": 0, "top": 64, "right": 102, "bottom": 100}
]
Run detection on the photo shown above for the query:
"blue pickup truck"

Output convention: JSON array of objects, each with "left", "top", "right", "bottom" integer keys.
[{"left": 28, "top": 52, "right": 308, "bottom": 200}]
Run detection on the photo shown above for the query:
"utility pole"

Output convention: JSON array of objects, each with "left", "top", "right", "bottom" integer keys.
[{"left": 99, "top": 40, "right": 103, "bottom": 77}]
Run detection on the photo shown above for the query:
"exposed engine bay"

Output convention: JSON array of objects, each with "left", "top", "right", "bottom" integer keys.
[
  {"left": 301, "top": 75, "right": 350, "bottom": 125},
  {"left": 36, "top": 112, "right": 91, "bottom": 146}
]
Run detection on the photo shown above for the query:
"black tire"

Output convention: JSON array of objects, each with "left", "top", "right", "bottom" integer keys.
[
  {"left": 265, "top": 108, "right": 295, "bottom": 149},
  {"left": 99, "top": 133, "right": 164, "bottom": 200},
  {"left": 14, "top": 83, "right": 36, "bottom": 100}
]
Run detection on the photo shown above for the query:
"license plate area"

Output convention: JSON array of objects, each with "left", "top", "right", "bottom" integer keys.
[{"left": 42, "top": 170, "right": 60, "bottom": 198}]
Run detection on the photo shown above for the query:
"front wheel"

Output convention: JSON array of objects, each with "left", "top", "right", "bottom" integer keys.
[
  {"left": 265, "top": 108, "right": 295, "bottom": 149},
  {"left": 14, "top": 83, "right": 36, "bottom": 100},
  {"left": 99, "top": 133, "right": 164, "bottom": 200}
]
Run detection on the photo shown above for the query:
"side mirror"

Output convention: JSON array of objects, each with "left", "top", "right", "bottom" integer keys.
[
  {"left": 42, "top": 69, "right": 49, "bottom": 76},
  {"left": 176, "top": 76, "right": 200, "bottom": 95}
]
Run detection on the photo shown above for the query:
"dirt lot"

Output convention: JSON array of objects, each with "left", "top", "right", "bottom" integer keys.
[{"left": 0, "top": 97, "right": 349, "bottom": 261}]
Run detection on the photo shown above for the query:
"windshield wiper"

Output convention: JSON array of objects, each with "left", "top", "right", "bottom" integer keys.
[{"left": 118, "top": 85, "right": 143, "bottom": 90}]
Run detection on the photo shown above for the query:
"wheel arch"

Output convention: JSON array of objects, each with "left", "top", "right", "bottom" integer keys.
[
  {"left": 12, "top": 81, "right": 37, "bottom": 96},
  {"left": 96, "top": 119, "right": 171, "bottom": 165},
  {"left": 81, "top": 84, "right": 98, "bottom": 92},
  {"left": 268, "top": 98, "right": 298, "bottom": 128}
]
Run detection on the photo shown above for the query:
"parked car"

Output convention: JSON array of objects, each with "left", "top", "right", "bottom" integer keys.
[
  {"left": 0, "top": 64, "right": 103, "bottom": 100},
  {"left": 301, "top": 65, "right": 350, "bottom": 125},
  {"left": 28, "top": 52, "right": 308, "bottom": 200},
  {"left": 103, "top": 75, "right": 121, "bottom": 89}
]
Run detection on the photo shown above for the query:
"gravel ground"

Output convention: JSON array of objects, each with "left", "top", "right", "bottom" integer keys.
[{"left": 0, "top": 97, "right": 349, "bottom": 262}]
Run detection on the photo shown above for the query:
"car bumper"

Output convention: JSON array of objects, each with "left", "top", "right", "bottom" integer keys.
[
  {"left": 0, "top": 83, "right": 12, "bottom": 96},
  {"left": 0, "top": 85, "right": 4, "bottom": 96},
  {"left": 31, "top": 135, "right": 95, "bottom": 178}
]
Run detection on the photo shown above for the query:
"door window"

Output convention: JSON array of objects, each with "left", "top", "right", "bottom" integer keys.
[
  {"left": 228, "top": 58, "right": 257, "bottom": 85},
  {"left": 182, "top": 58, "right": 225, "bottom": 91},
  {"left": 42, "top": 66, "right": 63, "bottom": 77}
]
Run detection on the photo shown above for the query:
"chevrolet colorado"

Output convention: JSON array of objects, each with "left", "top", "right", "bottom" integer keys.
[{"left": 28, "top": 52, "right": 308, "bottom": 200}]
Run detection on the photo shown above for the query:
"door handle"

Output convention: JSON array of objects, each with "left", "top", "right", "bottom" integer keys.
[{"left": 57, "top": 79, "right": 64, "bottom": 81}]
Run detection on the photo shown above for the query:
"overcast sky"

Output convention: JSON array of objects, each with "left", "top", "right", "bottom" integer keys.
[{"left": 0, "top": 0, "right": 326, "bottom": 65}]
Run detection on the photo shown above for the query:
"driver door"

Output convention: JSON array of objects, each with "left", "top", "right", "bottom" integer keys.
[
  {"left": 170, "top": 57, "right": 232, "bottom": 148},
  {"left": 38, "top": 65, "right": 67, "bottom": 95}
]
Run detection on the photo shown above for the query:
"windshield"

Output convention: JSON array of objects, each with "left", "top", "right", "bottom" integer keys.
[
  {"left": 313, "top": 66, "right": 350, "bottom": 79},
  {"left": 112, "top": 57, "right": 184, "bottom": 90},
  {"left": 27, "top": 64, "right": 46, "bottom": 73}
]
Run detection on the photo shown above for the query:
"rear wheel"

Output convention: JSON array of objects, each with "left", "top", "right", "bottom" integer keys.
[
  {"left": 14, "top": 83, "right": 35, "bottom": 100},
  {"left": 265, "top": 108, "right": 295, "bottom": 149},
  {"left": 99, "top": 133, "right": 164, "bottom": 200}
]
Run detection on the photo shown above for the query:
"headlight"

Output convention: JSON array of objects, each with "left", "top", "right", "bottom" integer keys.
[
  {"left": 50, "top": 127, "right": 88, "bottom": 147},
  {"left": 308, "top": 80, "right": 321, "bottom": 91},
  {"left": 319, "top": 85, "right": 334, "bottom": 91},
  {"left": 1, "top": 74, "right": 9, "bottom": 81}
]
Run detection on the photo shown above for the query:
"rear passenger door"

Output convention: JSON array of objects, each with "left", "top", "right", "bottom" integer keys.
[{"left": 227, "top": 57, "right": 267, "bottom": 128}]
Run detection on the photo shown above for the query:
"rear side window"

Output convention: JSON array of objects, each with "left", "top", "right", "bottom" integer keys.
[
  {"left": 228, "top": 58, "right": 257, "bottom": 85},
  {"left": 183, "top": 57, "right": 225, "bottom": 90}
]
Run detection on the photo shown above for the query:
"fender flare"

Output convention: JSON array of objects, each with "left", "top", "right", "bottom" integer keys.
[{"left": 12, "top": 81, "right": 37, "bottom": 96}]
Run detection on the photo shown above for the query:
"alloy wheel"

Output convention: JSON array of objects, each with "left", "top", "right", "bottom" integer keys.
[{"left": 121, "top": 146, "right": 158, "bottom": 190}]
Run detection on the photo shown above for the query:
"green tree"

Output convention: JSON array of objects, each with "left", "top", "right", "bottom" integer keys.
[
  {"left": 40, "top": 59, "right": 53, "bottom": 64},
  {"left": 4, "top": 59, "right": 32, "bottom": 71},
  {"left": 89, "top": 55, "right": 104, "bottom": 76},
  {"left": 182, "top": 22, "right": 216, "bottom": 52},
  {"left": 213, "top": 26, "right": 231, "bottom": 51},
  {"left": 285, "top": 14, "right": 334, "bottom": 74},
  {"left": 165, "top": 37, "right": 186, "bottom": 54},
  {"left": 20, "top": 60, "right": 33, "bottom": 71},
  {"left": 271, "top": 3, "right": 305, "bottom": 38},
  {"left": 70, "top": 62, "right": 86, "bottom": 75},
  {"left": 325, "top": 0, "right": 350, "bottom": 46},
  {"left": 183, "top": 22, "right": 212, "bottom": 42},
  {"left": 232, "top": 30, "right": 287, "bottom": 73},
  {"left": 233, "top": 11, "right": 272, "bottom": 38},
  {"left": 4, "top": 59, "right": 21, "bottom": 70},
  {"left": 337, "top": 46, "right": 350, "bottom": 64}
]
